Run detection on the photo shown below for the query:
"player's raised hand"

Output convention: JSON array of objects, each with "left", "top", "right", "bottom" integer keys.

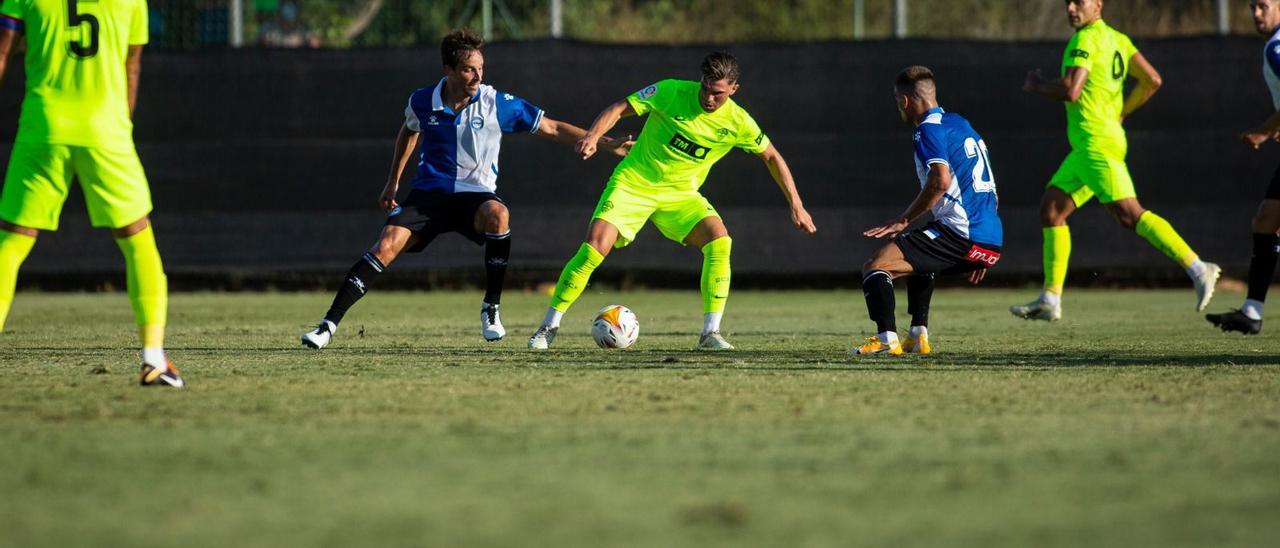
[
  {"left": 864, "top": 218, "right": 909, "bottom": 239},
  {"left": 378, "top": 182, "right": 399, "bottom": 212},
  {"left": 1242, "top": 130, "right": 1271, "bottom": 150},
  {"left": 791, "top": 206, "right": 817, "bottom": 234},
  {"left": 608, "top": 135, "right": 636, "bottom": 158},
  {"left": 576, "top": 135, "right": 599, "bottom": 160}
]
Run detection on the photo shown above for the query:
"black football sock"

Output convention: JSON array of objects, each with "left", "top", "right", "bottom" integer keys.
[
  {"left": 483, "top": 231, "right": 511, "bottom": 305},
  {"left": 907, "top": 273, "right": 935, "bottom": 329},
  {"left": 1248, "top": 232, "right": 1280, "bottom": 303},
  {"left": 863, "top": 270, "right": 896, "bottom": 334},
  {"left": 323, "top": 252, "right": 386, "bottom": 325}
]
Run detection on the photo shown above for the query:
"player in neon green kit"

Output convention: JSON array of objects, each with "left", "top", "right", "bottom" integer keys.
[
  {"left": 528, "top": 52, "right": 817, "bottom": 350},
  {"left": 1012, "top": 0, "right": 1219, "bottom": 321},
  {"left": 0, "top": 0, "right": 182, "bottom": 386}
]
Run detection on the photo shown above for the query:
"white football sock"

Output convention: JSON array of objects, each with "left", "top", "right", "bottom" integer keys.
[
  {"left": 1041, "top": 291, "right": 1061, "bottom": 307},
  {"left": 1242, "top": 299, "right": 1264, "bottom": 321},
  {"left": 1186, "top": 260, "right": 1208, "bottom": 279},
  {"left": 702, "top": 312, "right": 722, "bottom": 335},
  {"left": 910, "top": 325, "right": 928, "bottom": 338},
  {"left": 878, "top": 331, "right": 899, "bottom": 344},
  {"left": 142, "top": 347, "right": 166, "bottom": 368},
  {"left": 543, "top": 308, "right": 564, "bottom": 328}
]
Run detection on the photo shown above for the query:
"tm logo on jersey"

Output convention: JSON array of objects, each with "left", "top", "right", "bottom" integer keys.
[{"left": 668, "top": 133, "right": 710, "bottom": 160}]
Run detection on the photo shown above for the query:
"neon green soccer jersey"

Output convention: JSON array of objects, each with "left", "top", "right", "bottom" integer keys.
[
  {"left": 613, "top": 79, "right": 770, "bottom": 190},
  {"left": 0, "top": 0, "right": 149, "bottom": 149},
  {"left": 1061, "top": 19, "right": 1137, "bottom": 155}
]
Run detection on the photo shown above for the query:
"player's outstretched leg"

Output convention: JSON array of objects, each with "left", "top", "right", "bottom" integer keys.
[
  {"left": 0, "top": 226, "right": 36, "bottom": 332},
  {"left": 1207, "top": 202, "right": 1280, "bottom": 334},
  {"left": 115, "top": 221, "right": 182, "bottom": 387},
  {"left": 481, "top": 230, "right": 511, "bottom": 342},
  {"left": 530, "top": 242, "right": 605, "bottom": 349},
  {"left": 1131, "top": 209, "right": 1220, "bottom": 311},
  {"left": 697, "top": 236, "right": 733, "bottom": 350},
  {"left": 855, "top": 269, "right": 903, "bottom": 355},
  {"left": 1012, "top": 225, "right": 1068, "bottom": 321},
  {"left": 303, "top": 251, "right": 386, "bottom": 350},
  {"left": 904, "top": 274, "right": 934, "bottom": 354}
]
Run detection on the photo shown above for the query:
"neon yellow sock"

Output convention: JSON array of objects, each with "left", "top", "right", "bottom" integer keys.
[
  {"left": 549, "top": 243, "right": 605, "bottom": 313},
  {"left": 700, "top": 236, "right": 732, "bottom": 314},
  {"left": 0, "top": 230, "right": 37, "bottom": 332},
  {"left": 1135, "top": 211, "right": 1198, "bottom": 268},
  {"left": 1043, "top": 226, "right": 1070, "bottom": 295},
  {"left": 115, "top": 225, "right": 168, "bottom": 348}
]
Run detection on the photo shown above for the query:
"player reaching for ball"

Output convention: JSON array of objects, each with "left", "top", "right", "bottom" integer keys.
[
  {"left": 0, "top": 0, "right": 182, "bottom": 387},
  {"left": 1011, "top": 0, "right": 1219, "bottom": 322},
  {"left": 300, "top": 28, "right": 629, "bottom": 349},
  {"left": 853, "top": 66, "right": 1003, "bottom": 356},
  {"left": 526, "top": 51, "right": 817, "bottom": 351}
]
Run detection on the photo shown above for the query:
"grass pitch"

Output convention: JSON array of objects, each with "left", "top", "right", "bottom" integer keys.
[{"left": 1, "top": 289, "right": 1278, "bottom": 548}]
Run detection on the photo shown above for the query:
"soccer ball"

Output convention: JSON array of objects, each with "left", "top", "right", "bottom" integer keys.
[{"left": 592, "top": 305, "right": 640, "bottom": 349}]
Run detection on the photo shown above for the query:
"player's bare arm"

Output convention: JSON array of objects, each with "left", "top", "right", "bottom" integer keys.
[
  {"left": 379, "top": 123, "right": 421, "bottom": 212},
  {"left": 1242, "top": 110, "right": 1280, "bottom": 148},
  {"left": 755, "top": 144, "right": 816, "bottom": 234},
  {"left": 1023, "top": 67, "right": 1088, "bottom": 102},
  {"left": 0, "top": 27, "right": 16, "bottom": 84},
  {"left": 576, "top": 99, "right": 638, "bottom": 159},
  {"left": 126, "top": 46, "right": 143, "bottom": 117},
  {"left": 536, "top": 116, "right": 633, "bottom": 157},
  {"left": 1121, "top": 52, "right": 1162, "bottom": 121},
  {"left": 864, "top": 163, "right": 952, "bottom": 239}
]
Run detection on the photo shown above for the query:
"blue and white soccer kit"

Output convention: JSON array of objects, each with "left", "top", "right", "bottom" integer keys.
[
  {"left": 389, "top": 79, "right": 544, "bottom": 250},
  {"left": 404, "top": 78, "right": 544, "bottom": 194},
  {"left": 1262, "top": 26, "right": 1280, "bottom": 200},
  {"left": 895, "top": 107, "right": 1004, "bottom": 274}
]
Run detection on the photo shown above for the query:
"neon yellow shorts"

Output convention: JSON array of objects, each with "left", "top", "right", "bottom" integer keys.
[
  {"left": 1047, "top": 148, "right": 1136, "bottom": 206},
  {"left": 0, "top": 142, "right": 152, "bottom": 231},
  {"left": 591, "top": 181, "right": 719, "bottom": 248}
]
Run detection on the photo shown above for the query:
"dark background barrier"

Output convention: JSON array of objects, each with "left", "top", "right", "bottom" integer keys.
[{"left": 1, "top": 38, "right": 1273, "bottom": 288}]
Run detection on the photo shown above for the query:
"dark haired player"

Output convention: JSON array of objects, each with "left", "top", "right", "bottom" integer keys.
[
  {"left": 301, "top": 29, "right": 628, "bottom": 348},
  {"left": 854, "top": 66, "right": 1003, "bottom": 356},
  {"left": 527, "top": 51, "right": 817, "bottom": 351},
  {"left": 1206, "top": 0, "right": 1280, "bottom": 334},
  {"left": 1012, "top": 0, "right": 1218, "bottom": 321}
]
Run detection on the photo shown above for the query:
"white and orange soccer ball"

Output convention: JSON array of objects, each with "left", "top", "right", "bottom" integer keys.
[{"left": 592, "top": 305, "right": 639, "bottom": 349}]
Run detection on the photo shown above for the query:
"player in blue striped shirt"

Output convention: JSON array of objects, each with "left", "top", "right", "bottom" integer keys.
[{"left": 301, "top": 29, "right": 629, "bottom": 349}]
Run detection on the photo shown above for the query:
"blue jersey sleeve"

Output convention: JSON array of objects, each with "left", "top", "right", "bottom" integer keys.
[
  {"left": 496, "top": 91, "right": 544, "bottom": 134},
  {"left": 1267, "top": 40, "right": 1280, "bottom": 81},
  {"left": 914, "top": 124, "right": 950, "bottom": 168}
]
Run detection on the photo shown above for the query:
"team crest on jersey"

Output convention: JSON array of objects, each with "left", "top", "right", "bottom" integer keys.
[
  {"left": 470, "top": 116, "right": 485, "bottom": 129},
  {"left": 716, "top": 128, "right": 730, "bottom": 140},
  {"left": 601, "top": 200, "right": 614, "bottom": 213},
  {"left": 637, "top": 84, "right": 658, "bottom": 100}
]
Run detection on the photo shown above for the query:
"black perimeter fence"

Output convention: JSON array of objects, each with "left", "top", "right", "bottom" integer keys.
[{"left": 0, "top": 38, "right": 1274, "bottom": 290}]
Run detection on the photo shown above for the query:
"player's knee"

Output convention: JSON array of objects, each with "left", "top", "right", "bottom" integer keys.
[
  {"left": 1253, "top": 209, "right": 1280, "bottom": 234},
  {"left": 700, "top": 236, "right": 732, "bottom": 257},
  {"left": 479, "top": 201, "right": 509, "bottom": 233}
]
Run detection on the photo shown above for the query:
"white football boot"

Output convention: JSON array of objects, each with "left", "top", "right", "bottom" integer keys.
[
  {"left": 301, "top": 321, "right": 336, "bottom": 349},
  {"left": 481, "top": 304, "right": 505, "bottom": 342},
  {"left": 1010, "top": 297, "right": 1062, "bottom": 321},
  {"left": 697, "top": 331, "right": 735, "bottom": 350},
  {"left": 528, "top": 325, "right": 558, "bottom": 349},
  {"left": 1192, "top": 262, "right": 1221, "bottom": 312}
]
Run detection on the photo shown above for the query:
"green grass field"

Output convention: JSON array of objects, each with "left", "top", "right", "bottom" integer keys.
[{"left": 2, "top": 289, "right": 1278, "bottom": 548}]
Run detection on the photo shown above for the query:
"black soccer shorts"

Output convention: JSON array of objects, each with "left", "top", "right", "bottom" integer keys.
[
  {"left": 385, "top": 190, "right": 505, "bottom": 252},
  {"left": 894, "top": 221, "right": 1002, "bottom": 276}
]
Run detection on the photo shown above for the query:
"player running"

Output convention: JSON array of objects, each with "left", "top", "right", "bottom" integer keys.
[
  {"left": 1207, "top": 0, "right": 1280, "bottom": 335},
  {"left": 854, "top": 66, "right": 1003, "bottom": 356},
  {"left": 301, "top": 29, "right": 628, "bottom": 349},
  {"left": 1012, "top": 0, "right": 1219, "bottom": 321},
  {"left": 0, "top": 0, "right": 182, "bottom": 387},
  {"left": 527, "top": 51, "right": 817, "bottom": 351}
]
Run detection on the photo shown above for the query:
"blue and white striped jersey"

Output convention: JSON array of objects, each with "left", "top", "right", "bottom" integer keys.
[
  {"left": 404, "top": 78, "right": 544, "bottom": 194},
  {"left": 1263, "top": 25, "right": 1280, "bottom": 110},
  {"left": 912, "top": 107, "right": 1003, "bottom": 247}
]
